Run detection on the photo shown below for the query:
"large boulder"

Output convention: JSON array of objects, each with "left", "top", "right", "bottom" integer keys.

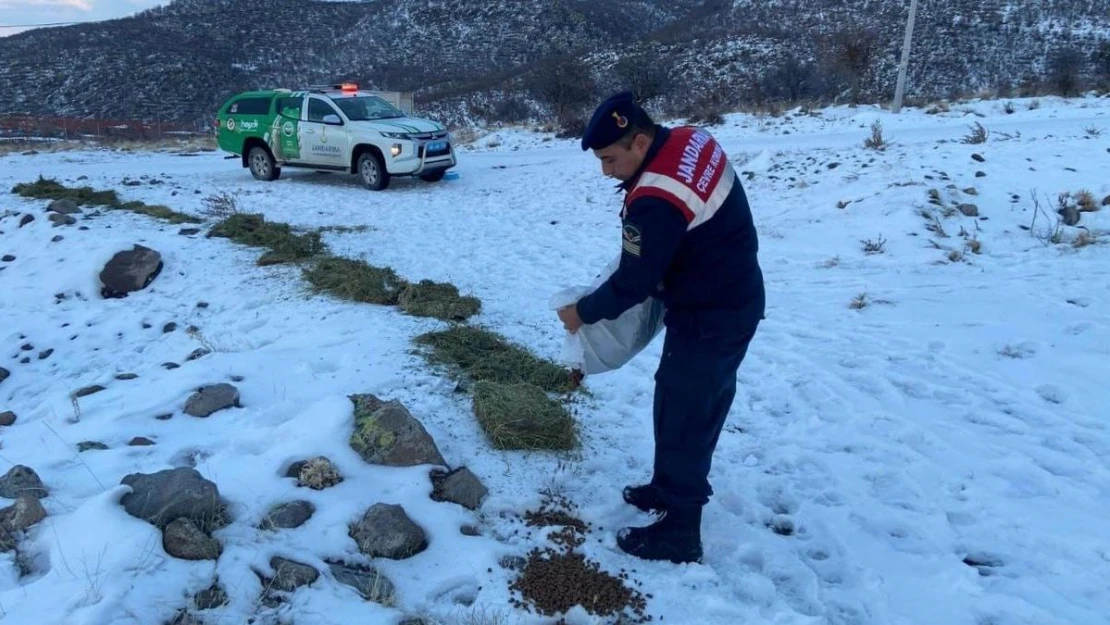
[
  {"left": 0, "top": 466, "right": 47, "bottom": 499},
  {"left": 184, "top": 384, "right": 240, "bottom": 418},
  {"left": 0, "top": 367, "right": 10, "bottom": 385},
  {"left": 120, "top": 467, "right": 226, "bottom": 532},
  {"left": 349, "top": 503, "right": 428, "bottom": 560},
  {"left": 99, "top": 244, "right": 163, "bottom": 299},
  {"left": 349, "top": 394, "right": 446, "bottom": 467}
]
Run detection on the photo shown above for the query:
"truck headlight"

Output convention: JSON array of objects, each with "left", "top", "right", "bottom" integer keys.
[
  {"left": 390, "top": 144, "right": 402, "bottom": 157},
  {"left": 381, "top": 131, "right": 409, "bottom": 139}
]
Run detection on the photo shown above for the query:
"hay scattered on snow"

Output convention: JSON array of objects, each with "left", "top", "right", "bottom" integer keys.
[
  {"left": 12, "top": 177, "right": 201, "bottom": 224},
  {"left": 304, "top": 256, "right": 408, "bottom": 305},
  {"left": 472, "top": 381, "right": 576, "bottom": 451},
  {"left": 398, "top": 279, "right": 481, "bottom": 322},
  {"left": 12, "top": 176, "right": 121, "bottom": 207},
  {"left": 116, "top": 200, "right": 201, "bottom": 224},
  {"left": 208, "top": 213, "right": 325, "bottom": 265},
  {"left": 414, "top": 326, "right": 576, "bottom": 393}
]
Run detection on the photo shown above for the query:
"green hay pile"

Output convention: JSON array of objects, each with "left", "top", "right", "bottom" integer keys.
[
  {"left": 398, "top": 279, "right": 481, "bottom": 322},
  {"left": 208, "top": 213, "right": 325, "bottom": 265},
  {"left": 303, "top": 256, "right": 407, "bottom": 305},
  {"left": 472, "top": 381, "right": 577, "bottom": 451},
  {"left": 12, "top": 176, "right": 200, "bottom": 224},
  {"left": 115, "top": 200, "right": 202, "bottom": 224},
  {"left": 414, "top": 326, "right": 576, "bottom": 393},
  {"left": 12, "top": 177, "right": 121, "bottom": 206}
]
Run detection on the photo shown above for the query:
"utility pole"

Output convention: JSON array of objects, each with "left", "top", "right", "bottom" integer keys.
[{"left": 892, "top": 0, "right": 920, "bottom": 113}]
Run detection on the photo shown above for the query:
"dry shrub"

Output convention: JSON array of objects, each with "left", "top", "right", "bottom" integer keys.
[
  {"left": 961, "top": 122, "right": 988, "bottom": 144},
  {"left": 861, "top": 236, "right": 886, "bottom": 254},
  {"left": 1075, "top": 190, "right": 1098, "bottom": 212},
  {"left": 200, "top": 191, "right": 240, "bottom": 219},
  {"left": 864, "top": 121, "right": 887, "bottom": 150}
]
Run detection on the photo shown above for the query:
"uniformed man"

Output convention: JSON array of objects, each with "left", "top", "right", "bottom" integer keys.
[{"left": 557, "top": 92, "right": 765, "bottom": 564}]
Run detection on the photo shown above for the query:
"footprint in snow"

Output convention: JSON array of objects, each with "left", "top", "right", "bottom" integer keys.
[
  {"left": 427, "top": 575, "right": 480, "bottom": 607},
  {"left": 850, "top": 512, "right": 937, "bottom": 555},
  {"left": 757, "top": 480, "right": 801, "bottom": 515},
  {"left": 1035, "top": 384, "right": 1067, "bottom": 405},
  {"left": 962, "top": 551, "right": 1005, "bottom": 576}
]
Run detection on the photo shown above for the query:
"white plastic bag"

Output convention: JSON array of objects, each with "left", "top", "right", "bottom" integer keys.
[{"left": 550, "top": 255, "right": 665, "bottom": 375}]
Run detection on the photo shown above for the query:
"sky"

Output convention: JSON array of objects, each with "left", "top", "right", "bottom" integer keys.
[{"left": 0, "top": 0, "right": 170, "bottom": 37}]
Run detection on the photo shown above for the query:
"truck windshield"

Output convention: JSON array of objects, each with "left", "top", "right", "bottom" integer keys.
[{"left": 334, "top": 96, "right": 405, "bottom": 121}]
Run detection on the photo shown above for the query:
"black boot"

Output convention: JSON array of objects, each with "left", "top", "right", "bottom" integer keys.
[
  {"left": 623, "top": 484, "right": 666, "bottom": 513},
  {"left": 617, "top": 506, "right": 703, "bottom": 564}
]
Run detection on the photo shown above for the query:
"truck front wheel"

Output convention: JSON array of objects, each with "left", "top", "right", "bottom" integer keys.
[{"left": 357, "top": 151, "right": 390, "bottom": 191}]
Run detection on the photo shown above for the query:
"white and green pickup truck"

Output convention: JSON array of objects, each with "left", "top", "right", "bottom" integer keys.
[{"left": 215, "top": 84, "right": 455, "bottom": 190}]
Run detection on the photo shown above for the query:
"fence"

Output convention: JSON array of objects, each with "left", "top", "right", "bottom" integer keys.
[{"left": 0, "top": 115, "right": 210, "bottom": 143}]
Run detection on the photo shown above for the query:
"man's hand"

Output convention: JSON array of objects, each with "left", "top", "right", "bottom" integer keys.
[{"left": 557, "top": 304, "right": 584, "bottom": 334}]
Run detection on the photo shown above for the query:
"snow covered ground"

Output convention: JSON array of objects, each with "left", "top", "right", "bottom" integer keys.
[{"left": 1, "top": 95, "right": 1108, "bottom": 625}]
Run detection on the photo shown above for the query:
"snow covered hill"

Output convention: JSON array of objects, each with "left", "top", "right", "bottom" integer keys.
[{"left": 0, "top": 95, "right": 1108, "bottom": 625}]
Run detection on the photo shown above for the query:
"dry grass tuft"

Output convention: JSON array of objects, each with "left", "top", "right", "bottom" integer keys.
[
  {"left": 861, "top": 236, "right": 886, "bottom": 255},
  {"left": 864, "top": 121, "right": 888, "bottom": 150},
  {"left": 1073, "top": 230, "right": 1098, "bottom": 248},
  {"left": 961, "top": 122, "right": 989, "bottom": 144},
  {"left": 1075, "top": 189, "right": 1099, "bottom": 212}
]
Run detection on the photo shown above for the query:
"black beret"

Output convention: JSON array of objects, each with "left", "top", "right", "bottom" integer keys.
[{"left": 580, "top": 91, "right": 652, "bottom": 151}]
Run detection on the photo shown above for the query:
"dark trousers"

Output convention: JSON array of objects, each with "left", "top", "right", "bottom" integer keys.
[{"left": 651, "top": 325, "right": 756, "bottom": 509}]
